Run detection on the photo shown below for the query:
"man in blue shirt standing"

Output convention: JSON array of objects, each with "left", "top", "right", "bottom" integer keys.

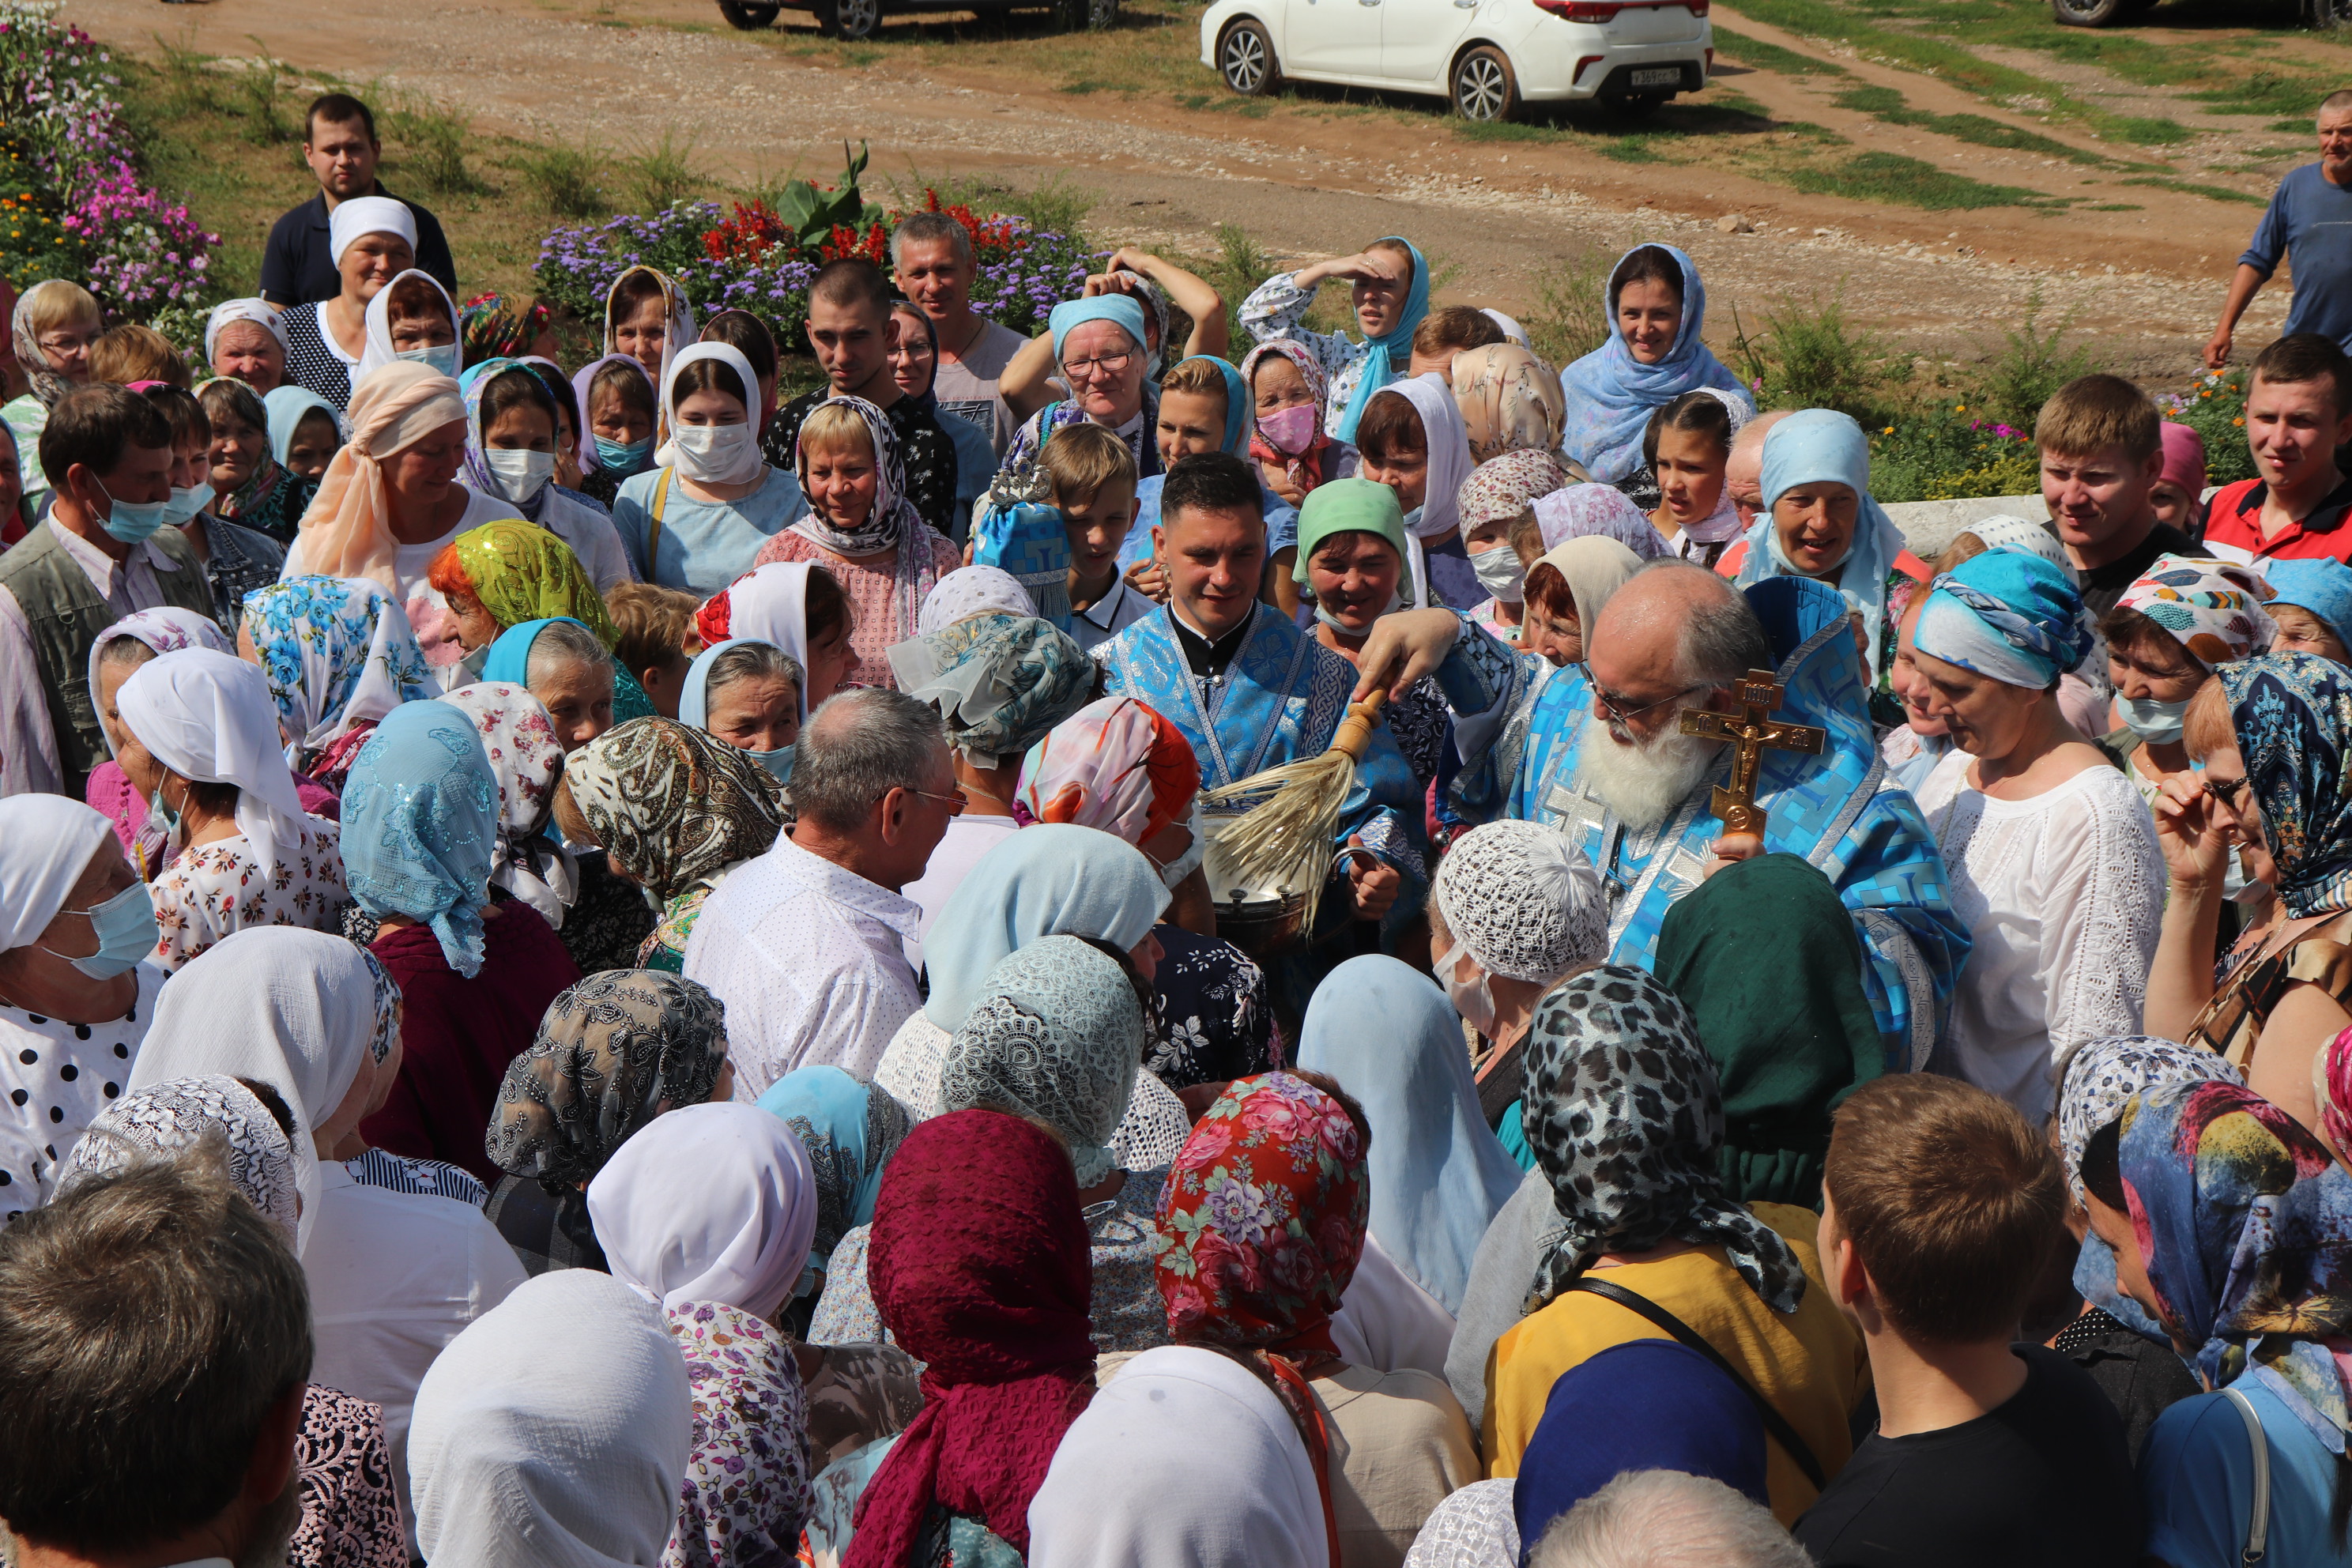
[{"left": 2207, "top": 91, "right": 2352, "bottom": 369}]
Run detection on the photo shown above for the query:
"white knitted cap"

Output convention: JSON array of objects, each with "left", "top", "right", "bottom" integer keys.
[{"left": 1433, "top": 820, "right": 1608, "bottom": 984}]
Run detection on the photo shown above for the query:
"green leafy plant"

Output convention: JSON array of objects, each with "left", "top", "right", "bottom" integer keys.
[
  {"left": 1729, "top": 292, "right": 1904, "bottom": 426},
  {"left": 149, "top": 28, "right": 212, "bottom": 119},
  {"left": 627, "top": 128, "right": 708, "bottom": 215},
  {"left": 1523, "top": 252, "right": 1611, "bottom": 369},
  {"left": 518, "top": 146, "right": 605, "bottom": 219},
  {"left": 383, "top": 92, "right": 481, "bottom": 197},
  {"left": 1971, "top": 290, "right": 2098, "bottom": 434},
  {"left": 767, "top": 140, "right": 881, "bottom": 249}
]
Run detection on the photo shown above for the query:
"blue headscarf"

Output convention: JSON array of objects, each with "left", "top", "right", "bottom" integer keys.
[
  {"left": 919, "top": 823, "right": 1169, "bottom": 1031},
  {"left": 680, "top": 637, "right": 744, "bottom": 729},
  {"left": 1558, "top": 243, "right": 1746, "bottom": 483},
  {"left": 262, "top": 383, "right": 345, "bottom": 467},
  {"left": 481, "top": 616, "right": 658, "bottom": 722},
  {"left": 1513, "top": 1340, "right": 1769, "bottom": 1550},
  {"left": 1732, "top": 409, "right": 1914, "bottom": 681},
  {"left": 340, "top": 699, "right": 498, "bottom": 976},
  {"left": 1913, "top": 548, "right": 2095, "bottom": 691},
  {"left": 756, "top": 1065, "right": 913, "bottom": 1270},
  {"left": 1332, "top": 236, "right": 1431, "bottom": 447},
  {"left": 1296, "top": 956, "right": 1521, "bottom": 1315},
  {"left": 2264, "top": 557, "right": 2352, "bottom": 651},
  {"left": 1046, "top": 296, "right": 1148, "bottom": 364},
  {"left": 1172, "top": 354, "right": 1251, "bottom": 455},
  {"left": 2218, "top": 653, "right": 2352, "bottom": 918}
]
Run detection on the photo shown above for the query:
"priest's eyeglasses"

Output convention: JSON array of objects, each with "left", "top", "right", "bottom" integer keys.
[{"left": 1580, "top": 665, "right": 1697, "bottom": 727}]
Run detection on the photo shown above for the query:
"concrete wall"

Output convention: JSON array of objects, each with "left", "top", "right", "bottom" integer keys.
[{"left": 1879, "top": 495, "right": 2049, "bottom": 563}]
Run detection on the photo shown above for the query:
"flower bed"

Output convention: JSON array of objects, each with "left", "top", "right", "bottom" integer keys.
[
  {"left": 1871, "top": 405, "right": 2043, "bottom": 506},
  {"left": 534, "top": 187, "right": 1095, "bottom": 349},
  {"left": 0, "top": 6, "right": 216, "bottom": 313},
  {"left": 2158, "top": 370, "right": 2256, "bottom": 490}
]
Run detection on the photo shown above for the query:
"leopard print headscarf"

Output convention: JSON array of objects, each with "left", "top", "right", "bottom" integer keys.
[{"left": 1521, "top": 964, "right": 1807, "bottom": 1316}]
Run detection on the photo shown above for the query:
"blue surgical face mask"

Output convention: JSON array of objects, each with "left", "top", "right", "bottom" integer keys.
[
  {"left": 595, "top": 435, "right": 654, "bottom": 474},
  {"left": 44, "top": 881, "right": 160, "bottom": 979},
  {"left": 160, "top": 482, "right": 215, "bottom": 527},
  {"left": 2117, "top": 693, "right": 2191, "bottom": 746},
  {"left": 95, "top": 477, "right": 172, "bottom": 545},
  {"left": 148, "top": 783, "right": 185, "bottom": 849},
  {"left": 1400, "top": 504, "right": 1425, "bottom": 534},
  {"left": 397, "top": 343, "right": 462, "bottom": 379},
  {"left": 744, "top": 743, "right": 795, "bottom": 784}
]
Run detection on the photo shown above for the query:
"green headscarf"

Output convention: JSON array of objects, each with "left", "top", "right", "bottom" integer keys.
[
  {"left": 453, "top": 518, "right": 620, "bottom": 649},
  {"left": 1291, "top": 477, "right": 1409, "bottom": 586},
  {"left": 1653, "top": 852, "right": 1882, "bottom": 1208}
]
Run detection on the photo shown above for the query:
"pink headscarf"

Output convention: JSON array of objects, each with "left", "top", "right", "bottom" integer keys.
[
  {"left": 2158, "top": 422, "right": 2207, "bottom": 499},
  {"left": 293, "top": 362, "right": 468, "bottom": 594}
]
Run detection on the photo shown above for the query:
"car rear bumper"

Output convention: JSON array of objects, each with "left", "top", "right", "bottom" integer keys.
[{"left": 1517, "top": 42, "right": 1706, "bottom": 100}]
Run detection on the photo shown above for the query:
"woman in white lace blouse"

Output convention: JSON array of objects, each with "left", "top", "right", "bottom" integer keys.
[{"left": 1903, "top": 548, "right": 2163, "bottom": 1124}]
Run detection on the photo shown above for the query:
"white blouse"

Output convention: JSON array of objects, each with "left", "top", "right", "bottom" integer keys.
[{"left": 1915, "top": 752, "right": 2164, "bottom": 1123}]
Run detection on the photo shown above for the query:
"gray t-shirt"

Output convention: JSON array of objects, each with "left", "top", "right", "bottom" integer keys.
[
  {"left": 2241, "top": 162, "right": 2352, "bottom": 352},
  {"left": 930, "top": 318, "right": 1029, "bottom": 458}
]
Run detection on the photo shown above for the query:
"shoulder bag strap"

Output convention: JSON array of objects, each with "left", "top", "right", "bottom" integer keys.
[
  {"left": 2222, "top": 1386, "right": 2270, "bottom": 1565},
  {"left": 646, "top": 466, "right": 673, "bottom": 583},
  {"left": 1566, "top": 1274, "right": 1828, "bottom": 1491}
]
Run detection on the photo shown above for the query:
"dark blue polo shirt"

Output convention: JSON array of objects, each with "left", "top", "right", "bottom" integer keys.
[{"left": 258, "top": 187, "right": 458, "bottom": 307}]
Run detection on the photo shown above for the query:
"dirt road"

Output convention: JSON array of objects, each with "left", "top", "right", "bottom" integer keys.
[{"left": 68, "top": 0, "right": 2307, "bottom": 371}]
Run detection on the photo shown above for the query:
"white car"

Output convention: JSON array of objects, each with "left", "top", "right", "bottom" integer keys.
[{"left": 1200, "top": 0, "right": 1710, "bottom": 121}]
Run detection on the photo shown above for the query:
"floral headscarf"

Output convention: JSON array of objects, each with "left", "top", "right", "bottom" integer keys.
[
  {"left": 1457, "top": 450, "right": 1573, "bottom": 533},
  {"left": 11, "top": 279, "right": 91, "bottom": 409},
  {"left": 340, "top": 700, "right": 499, "bottom": 976},
  {"left": 792, "top": 394, "right": 922, "bottom": 559},
  {"left": 1531, "top": 484, "right": 1671, "bottom": 560},
  {"left": 1012, "top": 695, "right": 1199, "bottom": 845},
  {"left": 563, "top": 718, "right": 785, "bottom": 903},
  {"left": 85, "top": 608, "right": 232, "bottom": 749},
  {"left": 437, "top": 683, "right": 572, "bottom": 925},
  {"left": 451, "top": 518, "right": 619, "bottom": 648},
  {"left": 756, "top": 1065, "right": 914, "bottom": 1268},
  {"left": 459, "top": 292, "right": 550, "bottom": 365},
  {"left": 62, "top": 1074, "right": 300, "bottom": 1244},
  {"left": 917, "top": 566, "right": 1036, "bottom": 638},
  {"left": 1154, "top": 1071, "right": 1369, "bottom": 1359},
  {"left": 2116, "top": 554, "right": 2275, "bottom": 670},
  {"left": 1241, "top": 339, "right": 1346, "bottom": 496},
  {"left": 1521, "top": 965, "right": 1807, "bottom": 1315},
  {"left": 937, "top": 936, "right": 1148, "bottom": 1189},
  {"left": 885, "top": 611, "right": 1096, "bottom": 769},
  {"left": 196, "top": 376, "right": 296, "bottom": 525},
  {"left": 485, "top": 969, "right": 731, "bottom": 1193},
  {"left": 1451, "top": 345, "right": 1566, "bottom": 464},
  {"left": 2114, "top": 1079, "right": 2352, "bottom": 1453},
  {"left": 2218, "top": 652, "right": 2352, "bottom": 918},
  {"left": 239, "top": 575, "right": 433, "bottom": 752}
]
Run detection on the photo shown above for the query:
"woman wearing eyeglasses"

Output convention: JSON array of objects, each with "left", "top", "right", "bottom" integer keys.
[
  {"left": 2150, "top": 653, "right": 2352, "bottom": 1139},
  {"left": 996, "top": 296, "right": 1161, "bottom": 483}
]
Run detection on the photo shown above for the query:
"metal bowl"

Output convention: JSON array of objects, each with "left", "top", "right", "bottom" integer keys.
[{"left": 1213, "top": 890, "right": 1312, "bottom": 959}]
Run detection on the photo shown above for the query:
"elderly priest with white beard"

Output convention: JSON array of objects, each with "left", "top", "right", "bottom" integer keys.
[{"left": 1359, "top": 559, "right": 1969, "bottom": 1072}]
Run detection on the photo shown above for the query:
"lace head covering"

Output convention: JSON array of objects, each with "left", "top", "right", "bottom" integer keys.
[
  {"left": 340, "top": 699, "right": 499, "bottom": 976},
  {"left": 1433, "top": 820, "right": 1608, "bottom": 984},
  {"left": 62, "top": 1073, "right": 299, "bottom": 1243}
]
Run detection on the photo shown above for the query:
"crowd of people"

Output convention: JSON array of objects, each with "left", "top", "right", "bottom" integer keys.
[{"left": 6, "top": 81, "right": 2352, "bottom": 1568}]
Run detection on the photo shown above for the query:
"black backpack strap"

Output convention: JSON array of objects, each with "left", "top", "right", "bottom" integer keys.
[{"left": 1566, "top": 1274, "right": 1829, "bottom": 1491}]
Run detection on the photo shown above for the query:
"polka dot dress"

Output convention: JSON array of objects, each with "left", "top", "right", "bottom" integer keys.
[
  {"left": 281, "top": 302, "right": 355, "bottom": 413},
  {"left": 0, "top": 965, "right": 160, "bottom": 1214}
]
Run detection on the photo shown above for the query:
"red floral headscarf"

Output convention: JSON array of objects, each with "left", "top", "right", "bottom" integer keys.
[{"left": 1155, "top": 1072, "right": 1369, "bottom": 1359}]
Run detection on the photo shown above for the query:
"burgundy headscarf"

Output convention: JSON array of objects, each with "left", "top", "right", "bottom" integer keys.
[{"left": 848, "top": 1109, "right": 1098, "bottom": 1566}]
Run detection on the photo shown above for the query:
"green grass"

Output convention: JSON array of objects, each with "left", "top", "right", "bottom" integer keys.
[
  {"left": 1830, "top": 84, "right": 2113, "bottom": 164},
  {"left": 2116, "top": 174, "right": 2268, "bottom": 205},
  {"left": 1709, "top": 24, "right": 1853, "bottom": 77},
  {"left": 624, "top": 128, "right": 707, "bottom": 212},
  {"left": 1779, "top": 150, "right": 2071, "bottom": 210}
]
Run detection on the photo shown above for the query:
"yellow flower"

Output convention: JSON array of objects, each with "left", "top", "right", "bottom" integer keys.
[
  {"left": 1882, "top": 426, "right": 1894, "bottom": 435},
  {"left": 1955, "top": 404, "right": 1966, "bottom": 413},
  {"left": 2233, "top": 416, "right": 2245, "bottom": 426}
]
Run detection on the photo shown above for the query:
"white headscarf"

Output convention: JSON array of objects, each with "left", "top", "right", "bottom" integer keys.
[
  {"left": 1381, "top": 372, "right": 1476, "bottom": 544},
  {"left": 123, "top": 926, "right": 403, "bottom": 1255},
  {"left": 203, "top": 298, "right": 291, "bottom": 364},
  {"left": 656, "top": 341, "right": 767, "bottom": 486},
  {"left": 83, "top": 608, "right": 233, "bottom": 760},
  {"left": 918, "top": 565, "right": 1036, "bottom": 637},
  {"left": 1027, "top": 1345, "right": 1326, "bottom": 1568},
  {"left": 586, "top": 1101, "right": 820, "bottom": 1322},
  {"left": 410, "top": 1269, "right": 692, "bottom": 1568},
  {"left": 1481, "top": 309, "right": 1531, "bottom": 349},
  {"left": 0, "top": 796, "right": 115, "bottom": 952},
  {"left": 356, "top": 269, "right": 460, "bottom": 385},
  {"left": 1966, "top": 513, "right": 2080, "bottom": 585},
  {"left": 61, "top": 1074, "right": 300, "bottom": 1244},
  {"left": 115, "top": 648, "right": 311, "bottom": 876},
  {"left": 327, "top": 195, "right": 416, "bottom": 266},
  {"left": 714, "top": 560, "right": 812, "bottom": 713}
]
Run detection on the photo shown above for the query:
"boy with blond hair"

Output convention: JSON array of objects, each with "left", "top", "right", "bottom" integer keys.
[
  {"left": 1040, "top": 421, "right": 1152, "bottom": 652},
  {"left": 2035, "top": 373, "right": 2190, "bottom": 619}
]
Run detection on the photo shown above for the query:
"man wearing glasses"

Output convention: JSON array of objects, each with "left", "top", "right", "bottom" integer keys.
[{"left": 1353, "top": 559, "right": 1969, "bottom": 1069}]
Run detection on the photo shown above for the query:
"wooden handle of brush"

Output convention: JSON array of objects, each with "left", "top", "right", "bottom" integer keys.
[{"left": 1330, "top": 690, "right": 1388, "bottom": 763}]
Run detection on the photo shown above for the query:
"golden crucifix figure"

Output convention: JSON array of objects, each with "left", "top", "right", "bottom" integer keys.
[{"left": 1676, "top": 669, "right": 1827, "bottom": 839}]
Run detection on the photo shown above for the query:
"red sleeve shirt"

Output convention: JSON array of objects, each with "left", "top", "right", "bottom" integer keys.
[{"left": 2199, "top": 473, "right": 2352, "bottom": 564}]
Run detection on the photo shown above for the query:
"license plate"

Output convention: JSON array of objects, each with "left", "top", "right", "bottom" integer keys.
[{"left": 1630, "top": 66, "right": 1682, "bottom": 85}]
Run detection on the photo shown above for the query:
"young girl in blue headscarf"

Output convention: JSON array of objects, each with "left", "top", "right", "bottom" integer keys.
[
  {"left": 1559, "top": 244, "right": 1748, "bottom": 484},
  {"left": 1238, "top": 236, "right": 1430, "bottom": 444}
]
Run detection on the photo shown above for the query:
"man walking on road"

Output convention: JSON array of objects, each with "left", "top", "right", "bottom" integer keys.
[{"left": 2206, "top": 90, "right": 2352, "bottom": 369}]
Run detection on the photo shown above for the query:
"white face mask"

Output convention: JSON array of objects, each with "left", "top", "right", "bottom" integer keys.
[
  {"left": 396, "top": 343, "right": 462, "bottom": 379},
  {"left": 669, "top": 422, "right": 762, "bottom": 485},
  {"left": 1438, "top": 935, "right": 1497, "bottom": 1036},
  {"left": 1471, "top": 544, "right": 1527, "bottom": 605},
  {"left": 483, "top": 448, "right": 554, "bottom": 504}
]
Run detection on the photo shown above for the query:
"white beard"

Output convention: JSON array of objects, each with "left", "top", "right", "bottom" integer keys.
[{"left": 1574, "top": 718, "right": 1723, "bottom": 832}]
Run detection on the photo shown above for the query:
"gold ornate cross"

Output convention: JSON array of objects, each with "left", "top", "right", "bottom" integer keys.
[{"left": 1676, "top": 669, "right": 1826, "bottom": 838}]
